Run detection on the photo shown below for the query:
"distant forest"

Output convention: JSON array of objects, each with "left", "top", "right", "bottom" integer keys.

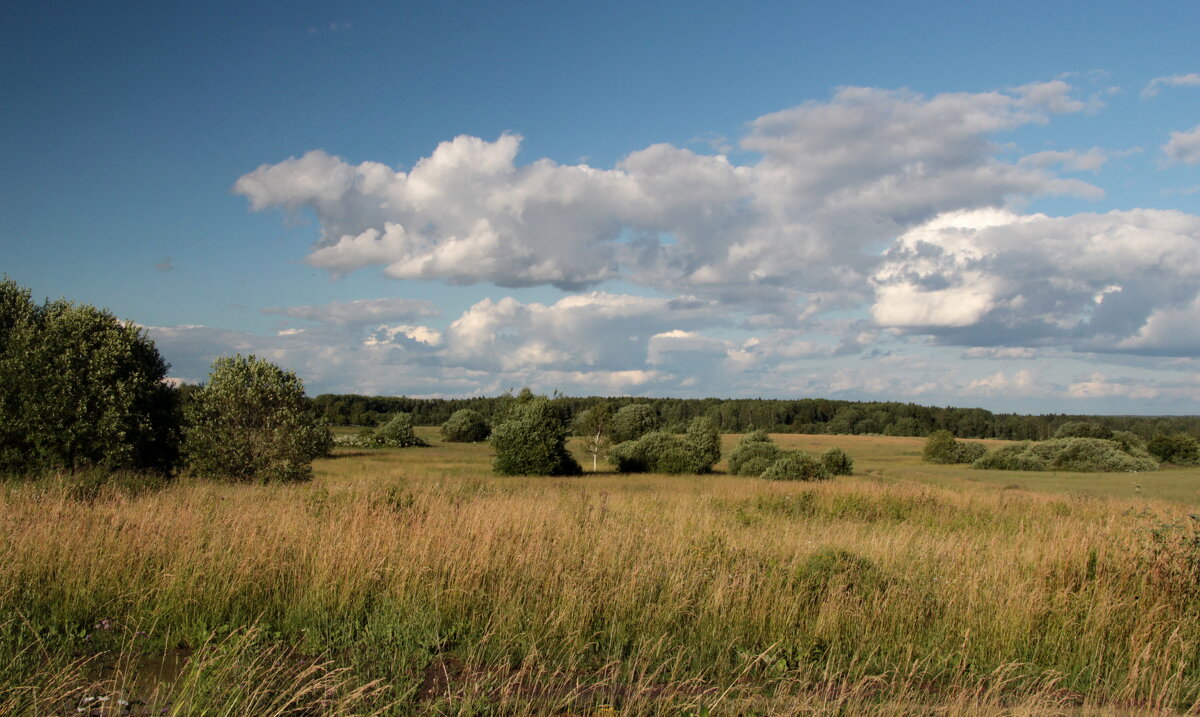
[{"left": 311, "top": 394, "right": 1200, "bottom": 440}]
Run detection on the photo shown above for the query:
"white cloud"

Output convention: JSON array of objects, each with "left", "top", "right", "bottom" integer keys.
[
  {"left": 1163, "top": 125, "right": 1200, "bottom": 165},
  {"left": 872, "top": 208, "right": 1200, "bottom": 354},
  {"left": 263, "top": 297, "right": 438, "bottom": 325},
  {"left": 235, "top": 82, "right": 1097, "bottom": 305},
  {"left": 1142, "top": 73, "right": 1200, "bottom": 99}
]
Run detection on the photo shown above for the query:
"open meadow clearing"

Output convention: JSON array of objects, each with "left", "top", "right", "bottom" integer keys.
[{"left": 3, "top": 430, "right": 1200, "bottom": 715}]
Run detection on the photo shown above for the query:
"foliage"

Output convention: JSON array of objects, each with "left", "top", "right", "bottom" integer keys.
[
  {"left": 0, "top": 279, "right": 181, "bottom": 476},
  {"left": 608, "top": 424, "right": 716, "bottom": 475},
  {"left": 574, "top": 403, "right": 613, "bottom": 471},
  {"left": 761, "top": 451, "right": 830, "bottom": 481},
  {"left": 609, "top": 403, "right": 659, "bottom": 443},
  {"left": 371, "top": 413, "right": 428, "bottom": 447},
  {"left": 973, "top": 437, "right": 1159, "bottom": 473},
  {"left": 182, "top": 354, "right": 333, "bottom": 483},
  {"left": 490, "top": 396, "right": 582, "bottom": 476},
  {"left": 728, "top": 432, "right": 783, "bottom": 476},
  {"left": 1147, "top": 432, "right": 1200, "bottom": 466},
  {"left": 955, "top": 440, "right": 988, "bottom": 464},
  {"left": 922, "top": 430, "right": 960, "bottom": 464},
  {"left": 1054, "top": 421, "right": 1113, "bottom": 440},
  {"left": 440, "top": 409, "right": 490, "bottom": 443},
  {"left": 1109, "top": 430, "right": 1148, "bottom": 454},
  {"left": 685, "top": 417, "right": 722, "bottom": 473},
  {"left": 820, "top": 447, "right": 854, "bottom": 476}
]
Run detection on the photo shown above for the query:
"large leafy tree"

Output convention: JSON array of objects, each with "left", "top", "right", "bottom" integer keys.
[
  {"left": 183, "top": 354, "right": 333, "bottom": 483},
  {"left": 0, "top": 279, "right": 180, "bottom": 475},
  {"left": 491, "top": 396, "right": 582, "bottom": 476}
]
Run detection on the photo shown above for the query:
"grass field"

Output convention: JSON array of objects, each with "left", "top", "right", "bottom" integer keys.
[{"left": 3, "top": 430, "right": 1200, "bottom": 715}]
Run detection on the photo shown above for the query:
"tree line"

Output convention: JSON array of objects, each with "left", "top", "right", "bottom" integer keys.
[{"left": 312, "top": 393, "right": 1200, "bottom": 440}]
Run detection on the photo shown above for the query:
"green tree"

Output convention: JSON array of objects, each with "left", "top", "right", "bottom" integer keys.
[
  {"left": 372, "top": 412, "right": 427, "bottom": 447},
  {"left": 685, "top": 416, "right": 721, "bottom": 473},
  {"left": 610, "top": 403, "right": 659, "bottom": 443},
  {"left": 0, "top": 279, "right": 181, "bottom": 475},
  {"left": 574, "top": 403, "right": 613, "bottom": 471},
  {"left": 183, "top": 354, "right": 333, "bottom": 483},
  {"left": 491, "top": 396, "right": 582, "bottom": 476},
  {"left": 440, "top": 409, "right": 490, "bottom": 443}
]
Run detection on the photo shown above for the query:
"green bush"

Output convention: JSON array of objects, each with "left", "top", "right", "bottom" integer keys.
[
  {"left": 973, "top": 438, "right": 1158, "bottom": 473},
  {"left": 762, "top": 451, "right": 830, "bottom": 481},
  {"left": 955, "top": 441, "right": 988, "bottom": 464},
  {"left": 608, "top": 422, "right": 718, "bottom": 474},
  {"left": 609, "top": 404, "right": 659, "bottom": 443},
  {"left": 922, "top": 430, "right": 960, "bottom": 464},
  {"left": 1054, "top": 421, "right": 1113, "bottom": 440},
  {"left": 491, "top": 397, "right": 582, "bottom": 476},
  {"left": 820, "top": 447, "right": 854, "bottom": 476},
  {"left": 685, "top": 417, "right": 721, "bottom": 473},
  {"left": 1147, "top": 433, "right": 1200, "bottom": 465},
  {"left": 1109, "top": 430, "right": 1148, "bottom": 454},
  {"left": 440, "top": 409, "right": 490, "bottom": 443},
  {"left": 372, "top": 413, "right": 427, "bottom": 447},
  {"left": 728, "top": 432, "right": 783, "bottom": 476},
  {"left": 0, "top": 279, "right": 182, "bottom": 476},
  {"left": 183, "top": 355, "right": 333, "bottom": 483}
]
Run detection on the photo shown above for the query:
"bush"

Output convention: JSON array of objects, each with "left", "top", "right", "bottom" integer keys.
[
  {"left": 820, "top": 447, "right": 854, "bottom": 476},
  {"left": 762, "top": 451, "right": 830, "bottom": 481},
  {"left": 372, "top": 413, "right": 427, "bottom": 447},
  {"left": 609, "top": 404, "right": 659, "bottom": 443},
  {"left": 973, "top": 438, "right": 1158, "bottom": 473},
  {"left": 0, "top": 279, "right": 181, "bottom": 476},
  {"left": 922, "top": 430, "right": 960, "bottom": 464},
  {"left": 1147, "top": 433, "right": 1200, "bottom": 465},
  {"left": 972, "top": 444, "right": 1050, "bottom": 471},
  {"left": 440, "top": 409, "right": 490, "bottom": 443},
  {"left": 491, "top": 396, "right": 582, "bottom": 476},
  {"left": 183, "top": 355, "right": 333, "bottom": 483},
  {"left": 728, "top": 432, "right": 783, "bottom": 476},
  {"left": 1110, "top": 430, "right": 1148, "bottom": 454},
  {"left": 955, "top": 441, "right": 988, "bottom": 464},
  {"left": 608, "top": 424, "right": 717, "bottom": 474},
  {"left": 685, "top": 417, "right": 722, "bottom": 473},
  {"left": 1054, "top": 421, "right": 1113, "bottom": 440}
]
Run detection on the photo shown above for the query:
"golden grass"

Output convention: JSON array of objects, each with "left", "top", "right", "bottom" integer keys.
[{"left": 2, "top": 431, "right": 1200, "bottom": 714}]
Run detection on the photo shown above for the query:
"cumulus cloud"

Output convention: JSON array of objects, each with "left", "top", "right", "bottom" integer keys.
[
  {"left": 1163, "top": 125, "right": 1200, "bottom": 165},
  {"left": 235, "top": 82, "right": 1097, "bottom": 306},
  {"left": 872, "top": 208, "right": 1200, "bottom": 354},
  {"left": 1142, "top": 73, "right": 1200, "bottom": 99}
]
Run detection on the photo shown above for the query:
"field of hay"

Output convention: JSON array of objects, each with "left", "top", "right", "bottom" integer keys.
[{"left": 3, "top": 430, "right": 1200, "bottom": 715}]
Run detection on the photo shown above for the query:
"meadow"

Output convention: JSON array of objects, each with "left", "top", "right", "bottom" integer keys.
[{"left": 3, "top": 430, "right": 1200, "bottom": 715}]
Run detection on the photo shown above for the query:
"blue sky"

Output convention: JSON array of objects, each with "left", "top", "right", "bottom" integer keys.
[{"left": 3, "top": 1, "right": 1200, "bottom": 413}]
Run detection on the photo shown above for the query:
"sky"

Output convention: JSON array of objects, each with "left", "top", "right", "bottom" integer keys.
[{"left": 2, "top": 0, "right": 1199, "bottom": 413}]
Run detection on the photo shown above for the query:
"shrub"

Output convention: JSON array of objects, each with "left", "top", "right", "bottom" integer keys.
[
  {"left": 1147, "top": 433, "right": 1200, "bottom": 466},
  {"left": 183, "top": 355, "right": 333, "bottom": 483},
  {"left": 955, "top": 441, "right": 988, "bottom": 464},
  {"left": 608, "top": 426, "right": 715, "bottom": 474},
  {"left": 491, "top": 396, "right": 582, "bottom": 476},
  {"left": 1054, "top": 421, "right": 1113, "bottom": 440},
  {"left": 762, "top": 451, "right": 830, "bottom": 481},
  {"left": 685, "top": 417, "right": 721, "bottom": 473},
  {"left": 820, "top": 447, "right": 854, "bottom": 476},
  {"left": 609, "top": 404, "right": 659, "bottom": 443},
  {"left": 728, "top": 432, "right": 783, "bottom": 476},
  {"left": 440, "top": 409, "right": 490, "bottom": 443},
  {"left": 0, "top": 279, "right": 182, "bottom": 476},
  {"left": 922, "top": 430, "right": 960, "bottom": 464},
  {"left": 372, "top": 413, "right": 427, "bottom": 447},
  {"left": 1110, "top": 430, "right": 1148, "bottom": 454},
  {"left": 974, "top": 438, "right": 1158, "bottom": 473}
]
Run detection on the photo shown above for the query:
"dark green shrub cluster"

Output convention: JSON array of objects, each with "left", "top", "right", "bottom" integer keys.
[
  {"left": 1147, "top": 433, "right": 1200, "bottom": 465},
  {"left": 762, "top": 451, "right": 830, "bottom": 481},
  {"left": 1054, "top": 421, "right": 1113, "bottom": 440},
  {"left": 820, "top": 447, "right": 854, "bottom": 476},
  {"left": 183, "top": 355, "right": 334, "bottom": 483},
  {"left": 922, "top": 430, "right": 986, "bottom": 464},
  {"left": 0, "top": 279, "right": 181, "bottom": 476},
  {"left": 973, "top": 437, "right": 1158, "bottom": 473},
  {"left": 440, "top": 409, "right": 490, "bottom": 442},
  {"left": 608, "top": 417, "right": 721, "bottom": 474},
  {"left": 491, "top": 397, "right": 582, "bottom": 476},
  {"left": 609, "top": 404, "right": 659, "bottom": 443},
  {"left": 728, "top": 431, "right": 783, "bottom": 476},
  {"left": 1109, "top": 430, "right": 1147, "bottom": 453},
  {"left": 371, "top": 413, "right": 428, "bottom": 447}
]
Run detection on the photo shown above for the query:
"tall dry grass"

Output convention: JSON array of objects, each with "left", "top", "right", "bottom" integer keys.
[{"left": 2, "top": 442, "right": 1199, "bottom": 714}]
